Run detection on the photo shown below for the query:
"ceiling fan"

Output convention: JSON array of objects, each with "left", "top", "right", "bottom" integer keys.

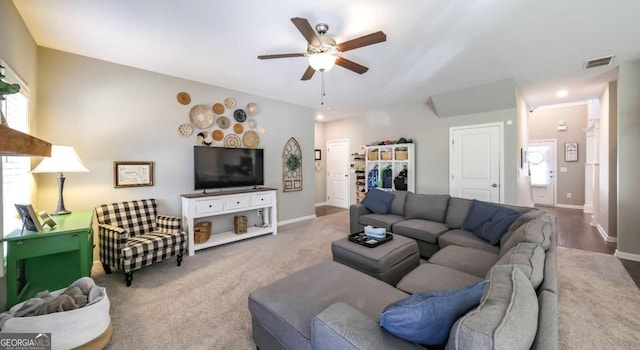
[{"left": 258, "top": 17, "right": 386, "bottom": 80}]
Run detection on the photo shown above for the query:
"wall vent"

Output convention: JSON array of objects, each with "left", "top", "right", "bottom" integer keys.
[{"left": 584, "top": 55, "right": 614, "bottom": 69}]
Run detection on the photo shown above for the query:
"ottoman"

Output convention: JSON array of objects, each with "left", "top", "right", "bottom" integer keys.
[{"left": 331, "top": 234, "right": 420, "bottom": 285}]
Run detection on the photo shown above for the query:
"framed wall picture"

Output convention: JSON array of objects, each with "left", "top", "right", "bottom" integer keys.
[
  {"left": 114, "top": 161, "right": 154, "bottom": 188},
  {"left": 564, "top": 142, "right": 578, "bottom": 162},
  {"left": 14, "top": 204, "right": 43, "bottom": 232}
]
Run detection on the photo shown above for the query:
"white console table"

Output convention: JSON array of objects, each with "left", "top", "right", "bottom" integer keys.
[{"left": 181, "top": 188, "right": 277, "bottom": 256}]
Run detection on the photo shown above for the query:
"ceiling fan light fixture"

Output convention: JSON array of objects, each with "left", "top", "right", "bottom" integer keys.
[{"left": 308, "top": 52, "right": 337, "bottom": 72}]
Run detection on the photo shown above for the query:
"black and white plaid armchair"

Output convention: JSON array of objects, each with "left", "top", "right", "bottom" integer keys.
[{"left": 95, "top": 199, "right": 186, "bottom": 286}]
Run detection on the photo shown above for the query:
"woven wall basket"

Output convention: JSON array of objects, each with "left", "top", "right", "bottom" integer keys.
[{"left": 194, "top": 221, "right": 212, "bottom": 244}]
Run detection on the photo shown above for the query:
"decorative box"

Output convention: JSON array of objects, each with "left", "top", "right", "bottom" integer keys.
[{"left": 234, "top": 215, "right": 248, "bottom": 234}]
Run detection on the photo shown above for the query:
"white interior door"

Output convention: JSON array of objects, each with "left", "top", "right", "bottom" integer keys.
[
  {"left": 450, "top": 123, "right": 503, "bottom": 203},
  {"left": 528, "top": 139, "right": 556, "bottom": 206},
  {"left": 327, "top": 139, "right": 350, "bottom": 208}
]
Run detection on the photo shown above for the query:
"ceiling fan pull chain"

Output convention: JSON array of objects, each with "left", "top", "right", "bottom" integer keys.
[{"left": 321, "top": 71, "right": 325, "bottom": 105}]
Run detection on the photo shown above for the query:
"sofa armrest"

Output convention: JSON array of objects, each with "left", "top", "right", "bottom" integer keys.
[
  {"left": 349, "top": 204, "right": 371, "bottom": 234},
  {"left": 312, "top": 302, "right": 420, "bottom": 350},
  {"left": 156, "top": 214, "right": 182, "bottom": 234},
  {"left": 98, "top": 223, "right": 128, "bottom": 267}
]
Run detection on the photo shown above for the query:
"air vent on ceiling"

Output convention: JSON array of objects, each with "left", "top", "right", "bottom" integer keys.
[{"left": 584, "top": 55, "right": 614, "bottom": 69}]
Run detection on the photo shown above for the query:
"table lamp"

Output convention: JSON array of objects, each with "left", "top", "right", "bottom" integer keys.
[{"left": 32, "top": 145, "right": 90, "bottom": 215}]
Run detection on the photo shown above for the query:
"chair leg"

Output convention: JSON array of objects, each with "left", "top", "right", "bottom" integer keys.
[
  {"left": 102, "top": 263, "right": 112, "bottom": 274},
  {"left": 177, "top": 253, "right": 183, "bottom": 266},
  {"left": 125, "top": 272, "right": 133, "bottom": 287}
]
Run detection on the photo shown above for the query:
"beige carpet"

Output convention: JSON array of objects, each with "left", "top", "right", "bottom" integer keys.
[
  {"left": 92, "top": 212, "right": 640, "bottom": 349},
  {"left": 557, "top": 246, "right": 640, "bottom": 349}
]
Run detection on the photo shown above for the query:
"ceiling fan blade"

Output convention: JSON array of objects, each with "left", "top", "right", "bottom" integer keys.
[
  {"left": 291, "top": 17, "right": 321, "bottom": 46},
  {"left": 301, "top": 66, "right": 315, "bottom": 81},
  {"left": 257, "top": 53, "right": 306, "bottom": 60},
  {"left": 337, "top": 31, "right": 387, "bottom": 52},
  {"left": 335, "top": 57, "right": 369, "bottom": 74}
]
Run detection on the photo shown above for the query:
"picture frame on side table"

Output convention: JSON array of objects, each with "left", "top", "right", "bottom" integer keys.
[
  {"left": 114, "top": 161, "right": 154, "bottom": 188},
  {"left": 14, "top": 204, "right": 43, "bottom": 233}
]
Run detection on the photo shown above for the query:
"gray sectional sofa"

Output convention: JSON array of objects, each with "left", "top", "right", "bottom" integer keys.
[{"left": 249, "top": 192, "right": 557, "bottom": 350}]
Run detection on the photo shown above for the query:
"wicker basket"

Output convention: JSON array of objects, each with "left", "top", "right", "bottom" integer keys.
[
  {"left": 395, "top": 150, "right": 408, "bottom": 160},
  {"left": 380, "top": 151, "right": 392, "bottom": 160},
  {"left": 234, "top": 215, "right": 248, "bottom": 234},
  {"left": 194, "top": 221, "right": 211, "bottom": 244},
  {"left": 367, "top": 149, "right": 379, "bottom": 161}
]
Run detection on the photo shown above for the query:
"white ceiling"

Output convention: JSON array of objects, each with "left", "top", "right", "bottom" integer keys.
[{"left": 13, "top": 0, "right": 640, "bottom": 121}]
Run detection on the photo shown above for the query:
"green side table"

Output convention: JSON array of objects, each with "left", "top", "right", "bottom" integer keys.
[{"left": 2, "top": 210, "right": 94, "bottom": 308}]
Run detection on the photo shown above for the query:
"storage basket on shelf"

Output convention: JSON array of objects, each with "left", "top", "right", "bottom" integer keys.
[
  {"left": 395, "top": 149, "right": 408, "bottom": 160},
  {"left": 194, "top": 221, "right": 212, "bottom": 244},
  {"left": 380, "top": 150, "right": 392, "bottom": 160},
  {"left": 234, "top": 215, "right": 248, "bottom": 234},
  {"left": 367, "top": 149, "right": 379, "bottom": 161}
]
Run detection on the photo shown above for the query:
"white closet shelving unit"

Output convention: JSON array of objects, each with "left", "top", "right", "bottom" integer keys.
[{"left": 365, "top": 143, "right": 415, "bottom": 193}]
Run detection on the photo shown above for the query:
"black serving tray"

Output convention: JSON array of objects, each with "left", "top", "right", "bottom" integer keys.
[{"left": 348, "top": 232, "right": 393, "bottom": 248}]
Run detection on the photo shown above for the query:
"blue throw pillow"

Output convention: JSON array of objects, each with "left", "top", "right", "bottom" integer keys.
[
  {"left": 361, "top": 188, "right": 394, "bottom": 214},
  {"left": 463, "top": 200, "right": 520, "bottom": 245},
  {"left": 380, "top": 281, "right": 486, "bottom": 346}
]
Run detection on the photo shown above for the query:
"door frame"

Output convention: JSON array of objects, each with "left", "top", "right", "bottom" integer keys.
[
  {"left": 326, "top": 138, "right": 350, "bottom": 208},
  {"left": 528, "top": 138, "right": 557, "bottom": 207},
  {"left": 449, "top": 122, "right": 505, "bottom": 203}
]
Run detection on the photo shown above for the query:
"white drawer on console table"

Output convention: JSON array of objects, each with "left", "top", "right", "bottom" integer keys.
[
  {"left": 250, "top": 193, "right": 272, "bottom": 207},
  {"left": 225, "top": 196, "right": 250, "bottom": 210},
  {"left": 194, "top": 198, "right": 225, "bottom": 216}
]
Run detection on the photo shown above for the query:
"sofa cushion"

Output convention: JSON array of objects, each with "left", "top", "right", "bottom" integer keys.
[
  {"left": 496, "top": 243, "right": 545, "bottom": 289},
  {"left": 388, "top": 191, "right": 408, "bottom": 216},
  {"left": 500, "top": 216, "right": 553, "bottom": 256},
  {"left": 463, "top": 200, "right": 520, "bottom": 245},
  {"left": 428, "top": 245, "right": 499, "bottom": 278},
  {"left": 397, "top": 264, "right": 483, "bottom": 294},
  {"left": 248, "top": 261, "right": 408, "bottom": 350},
  {"left": 392, "top": 219, "right": 449, "bottom": 244},
  {"left": 438, "top": 229, "right": 500, "bottom": 254},
  {"left": 501, "top": 209, "right": 545, "bottom": 247},
  {"left": 361, "top": 188, "right": 395, "bottom": 214},
  {"left": 359, "top": 214, "right": 405, "bottom": 232},
  {"left": 380, "top": 281, "right": 486, "bottom": 346},
  {"left": 446, "top": 265, "right": 539, "bottom": 350},
  {"left": 404, "top": 193, "right": 451, "bottom": 223},
  {"left": 445, "top": 197, "right": 473, "bottom": 229}
]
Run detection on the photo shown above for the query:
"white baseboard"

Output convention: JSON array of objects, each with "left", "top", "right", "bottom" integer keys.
[
  {"left": 278, "top": 215, "right": 317, "bottom": 226},
  {"left": 315, "top": 202, "right": 328, "bottom": 207},
  {"left": 615, "top": 249, "right": 640, "bottom": 262},
  {"left": 596, "top": 224, "right": 618, "bottom": 243},
  {"left": 583, "top": 204, "right": 593, "bottom": 213},
  {"left": 555, "top": 204, "right": 584, "bottom": 210}
]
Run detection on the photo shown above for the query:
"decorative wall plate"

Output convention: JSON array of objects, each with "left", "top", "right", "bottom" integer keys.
[
  {"left": 224, "top": 97, "right": 236, "bottom": 109},
  {"left": 216, "top": 116, "right": 230, "bottom": 129},
  {"left": 257, "top": 126, "right": 266, "bottom": 135},
  {"left": 178, "top": 123, "right": 193, "bottom": 136},
  {"left": 234, "top": 109, "right": 247, "bottom": 122},
  {"left": 242, "top": 130, "right": 260, "bottom": 148},
  {"left": 223, "top": 134, "right": 241, "bottom": 148},
  {"left": 247, "top": 103, "right": 258, "bottom": 116},
  {"left": 233, "top": 123, "right": 244, "bottom": 134},
  {"left": 177, "top": 92, "right": 191, "bottom": 105},
  {"left": 212, "top": 129, "right": 224, "bottom": 141},
  {"left": 213, "top": 103, "right": 225, "bottom": 115},
  {"left": 247, "top": 118, "right": 257, "bottom": 129},
  {"left": 189, "top": 105, "right": 214, "bottom": 129}
]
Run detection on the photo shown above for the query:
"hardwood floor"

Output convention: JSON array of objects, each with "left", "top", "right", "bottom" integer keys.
[
  {"left": 315, "top": 204, "right": 640, "bottom": 288},
  {"left": 538, "top": 205, "right": 640, "bottom": 288}
]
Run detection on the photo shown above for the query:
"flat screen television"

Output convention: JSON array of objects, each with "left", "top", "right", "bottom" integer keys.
[{"left": 194, "top": 146, "right": 264, "bottom": 190}]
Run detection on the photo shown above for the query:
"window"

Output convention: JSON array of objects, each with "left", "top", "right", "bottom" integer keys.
[{"left": 1, "top": 62, "right": 31, "bottom": 274}]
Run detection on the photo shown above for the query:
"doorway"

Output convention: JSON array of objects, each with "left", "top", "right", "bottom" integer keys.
[
  {"left": 450, "top": 122, "right": 504, "bottom": 203},
  {"left": 326, "top": 139, "right": 350, "bottom": 208},
  {"left": 528, "top": 139, "right": 557, "bottom": 206}
]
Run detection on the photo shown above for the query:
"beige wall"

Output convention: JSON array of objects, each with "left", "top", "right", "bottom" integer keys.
[
  {"left": 323, "top": 104, "right": 519, "bottom": 204},
  {"left": 314, "top": 121, "right": 327, "bottom": 204},
  {"left": 529, "top": 104, "right": 587, "bottom": 207},
  {"left": 616, "top": 60, "right": 640, "bottom": 260},
  {"left": 0, "top": 0, "right": 41, "bottom": 311},
  {"left": 35, "top": 48, "right": 316, "bottom": 222},
  {"left": 598, "top": 81, "right": 617, "bottom": 238}
]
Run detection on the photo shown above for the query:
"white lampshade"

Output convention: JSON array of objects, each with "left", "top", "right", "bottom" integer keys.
[
  {"left": 308, "top": 52, "right": 337, "bottom": 72},
  {"left": 32, "top": 145, "right": 90, "bottom": 174}
]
